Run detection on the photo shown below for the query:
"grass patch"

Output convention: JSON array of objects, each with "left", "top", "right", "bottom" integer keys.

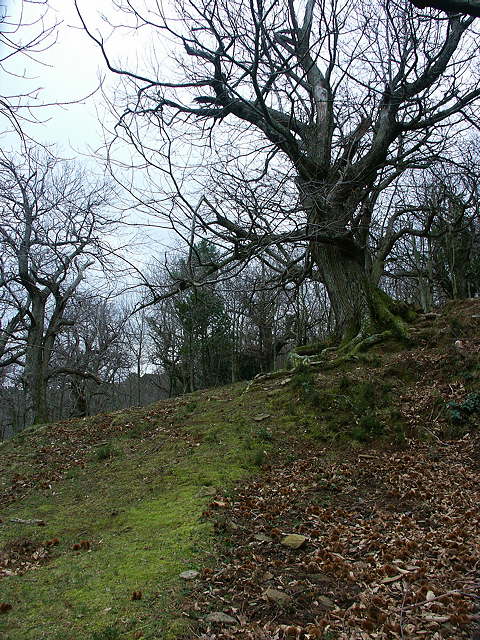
[
  {"left": 0, "top": 386, "right": 279, "bottom": 640},
  {"left": 95, "top": 441, "right": 121, "bottom": 461}
]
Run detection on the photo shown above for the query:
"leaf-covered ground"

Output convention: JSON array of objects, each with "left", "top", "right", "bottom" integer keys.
[
  {"left": 184, "top": 434, "right": 480, "bottom": 639},
  {"left": 1, "top": 300, "right": 480, "bottom": 639}
]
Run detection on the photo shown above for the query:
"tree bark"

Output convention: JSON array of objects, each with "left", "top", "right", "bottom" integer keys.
[
  {"left": 24, "top": 300, "right": 48, "bottom": 424},
  {"left": 312, "top": 242, "right": 407, "bottom": 343}
]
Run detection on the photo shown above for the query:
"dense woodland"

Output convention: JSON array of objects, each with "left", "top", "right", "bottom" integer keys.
[{"left": 2, "top": 0, "right": 480, "bottom": 436}]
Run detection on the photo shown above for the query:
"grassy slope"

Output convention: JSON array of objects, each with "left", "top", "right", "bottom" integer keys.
[
  {"left": 0, "top": 384, "right": 293, "bottom": 640},
  {"left": 1, "top": 300, "right": 479, "bottom": 640}
]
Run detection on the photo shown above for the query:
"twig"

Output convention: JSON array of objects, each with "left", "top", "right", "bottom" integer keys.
[
  {"left": 399, "top": 582, "right": 409, "bottom": 640},
  {"left": 403, "top": 589, "right": 465, "bottom": 610}
]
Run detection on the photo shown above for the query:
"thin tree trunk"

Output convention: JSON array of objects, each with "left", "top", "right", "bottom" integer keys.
[{"left": 23, "top": 299, "right": 49, "bottom": 425}]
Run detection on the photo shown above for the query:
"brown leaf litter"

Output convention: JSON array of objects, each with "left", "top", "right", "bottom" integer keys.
[{"left": 183, "top": 434, "right": 480, "bottom": 639}]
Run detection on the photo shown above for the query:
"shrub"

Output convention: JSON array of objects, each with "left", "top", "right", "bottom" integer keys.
[
  {"left": 338, "top": 375, "right": 352, "bottom": 391},
  {"left": 449, "top": 317, "right": 465, "bottom": 339},
  {"left": 358, "top": 412, "right": 384, "bottom": 436},
  {"left": 393, "top": 423, "right": 407, "bottom": 447},
  {"left": 350, "top": 412, "right": 384, "bottom": 442},
  {"left": 253, "top": 448, "right": 266, "bottom": 466},
  {"left": 350, "top": 426, "right": 369, "bottom": 442},
  {"left": 95, "top": 442, "right": 119, "bottom": 461},
  {"left": 447, "top": 392, "right": 480, "bottom": 424},
  {"left": 350, "top": 381, "right": 376, "bottom": 413},
  {"left": 290, "top": 366, "right": 323, "bottom": 407},
  {"left": 255, "top": 426, "right": 273, "bottom": 442}
]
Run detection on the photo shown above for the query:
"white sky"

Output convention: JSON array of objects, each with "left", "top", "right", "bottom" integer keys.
[
  {"left": 2, "top": 0, "right": 108, "bottom": 156},
  {"left": 1, "top": 0, "right": 187, "bottom": 271}
]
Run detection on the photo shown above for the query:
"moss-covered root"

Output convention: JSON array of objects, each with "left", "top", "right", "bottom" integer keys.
[
  {"left": 370, "top": 289, "right": 411, "bottom": 340},
  {"left": 244, "top": 330, "right": 394, "bottom": 390},
  {"left": 245, "top": 293, "right": 415, "bottom": 389},
  {"left": 242, "top": 368, "right": 290, "bottom": 392},
  {"left": 337, "top": 329, "right": 393, "bottom": 356}
]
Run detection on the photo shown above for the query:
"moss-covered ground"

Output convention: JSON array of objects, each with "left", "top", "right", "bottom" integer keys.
[{"left": 0, "top": 383, "right": 298, "bottom": 640}]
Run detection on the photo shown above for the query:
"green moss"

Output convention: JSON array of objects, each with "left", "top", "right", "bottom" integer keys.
[
  {"left": 370, "top": 288, "right": 410, "bottom": 339},
  {"left": 294, "top": 341, "right": 328, "bottom": 356},
  {"left": 0, "top": 388, "right": 271, "bottom": 640}
]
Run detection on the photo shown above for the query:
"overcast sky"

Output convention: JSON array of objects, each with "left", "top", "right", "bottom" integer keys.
[
  {"left": 1, "top": 1, "right": 108, "bottom": 156},
  {"left": 1, "top": 0, "right": 187, "bottom": 266}
]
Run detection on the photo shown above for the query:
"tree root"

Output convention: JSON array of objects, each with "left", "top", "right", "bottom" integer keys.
[
  {"left": 243, "top": 329, "right": 400, "bottom": 391},
  {"left": 337, "top": 329, "right": 394, "bottom": 356}
]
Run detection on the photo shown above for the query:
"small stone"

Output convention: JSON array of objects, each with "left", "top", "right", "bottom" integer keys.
[
  {"left": 205, "top": 612, "right": 237, "bottom": 624},
  {"left": 261, "top": 571, "right": 274, "bottom": 582},
  {"left": 179, "top": 570, "right": 199, "bottom": 580},
  {"left": 264, "top": 588, "right": 292, "bottom": 605},
  {"left": 317, "top": 595, "right": 335, "bottom": 610},
  {"left": 197, "top": 486, "right": 217, "bottom": 497},
  {"left": 253, "top": 533, "right": 272, "bottom": 542},
  {"left": 280, "top": 534, "right": 307, "bottom": 549},
  {"left": 253, "top": 414, "right": 271, "bottom": 422}
]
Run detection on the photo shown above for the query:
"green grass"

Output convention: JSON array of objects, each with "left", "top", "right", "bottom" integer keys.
[{"left": 0, "top": 385, "right": 281, "bottom": 640}]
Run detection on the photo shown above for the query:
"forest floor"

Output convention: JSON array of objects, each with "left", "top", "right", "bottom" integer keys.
[{"left": 0, "top": 300, "right": 480, "bottom": 640}]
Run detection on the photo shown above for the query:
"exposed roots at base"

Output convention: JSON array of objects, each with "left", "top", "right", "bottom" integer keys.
[
  {"left": 243, "top": 328, "right": 402, "bottom": 392},
  {"left": 244, "top": 295, "right": 414, "bottom": 391},
  {"left": 337, "top": 329, "right": 394, "bottom": 356}
]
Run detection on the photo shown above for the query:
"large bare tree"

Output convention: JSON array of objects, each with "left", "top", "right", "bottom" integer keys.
[
  {"left": 411, "top": 1, "right": 480, "bottom": 17},
  {"left": 0, "top": 149, "right": 116, "bottom": 424},
  {"left": 76, "top": 0, "right": 480, "bottom": 348}
]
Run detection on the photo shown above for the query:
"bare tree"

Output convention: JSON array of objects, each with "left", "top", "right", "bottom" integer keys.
[
  {"left": 51, "top": 294, "right": 132, "bottom": 417},
  {"left": 0, "top": 148, "right": 116, "bottom": 424},
  {"left": 384, "top": 163, "right": 480, "bottom": 305},
  {"left": 125, "top": 308, "right": 150, "bottom": 406},
  {"left": 76, "top": 0, "right": 480, "bottom": 352},
  {"left": 411, "top": 1, "right": 480, "bottom": 17}
]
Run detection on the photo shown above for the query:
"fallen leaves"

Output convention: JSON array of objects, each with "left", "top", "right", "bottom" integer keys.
[
  {"left": 185, "top": 432, "right": 480, "bottom": 639},
  {"left": 0, "top": 538, "right": 53, "bottom": 578},
  {"left": 0, "top": 403, "right": 182, "bottom": 510},
  {"left": 71, "top": 540, "right": 91, "bottom": 551}
]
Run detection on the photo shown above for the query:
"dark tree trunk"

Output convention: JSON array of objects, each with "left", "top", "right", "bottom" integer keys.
[
  {"left": 312, "top": 242, "right": 408, "bottom": 344},
  {"left": 23, "top": 300, "right": 49, "bottom": 425},
  {"left": 70, "top": 381, "right": 88, "bottom": 417}
]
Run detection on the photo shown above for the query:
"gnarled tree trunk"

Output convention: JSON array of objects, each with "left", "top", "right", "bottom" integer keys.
[{"left": 312, "top": 241, "right": 409, "bottom": 346}]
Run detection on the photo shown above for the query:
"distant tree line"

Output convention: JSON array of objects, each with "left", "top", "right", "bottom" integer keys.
[{"left": 1, "top": 144, "right": 479, "bottom": 438}]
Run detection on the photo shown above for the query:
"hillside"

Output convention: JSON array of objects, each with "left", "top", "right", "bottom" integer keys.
[{"left": 1, "top": 301, "right": 479, "bottom": 640}]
